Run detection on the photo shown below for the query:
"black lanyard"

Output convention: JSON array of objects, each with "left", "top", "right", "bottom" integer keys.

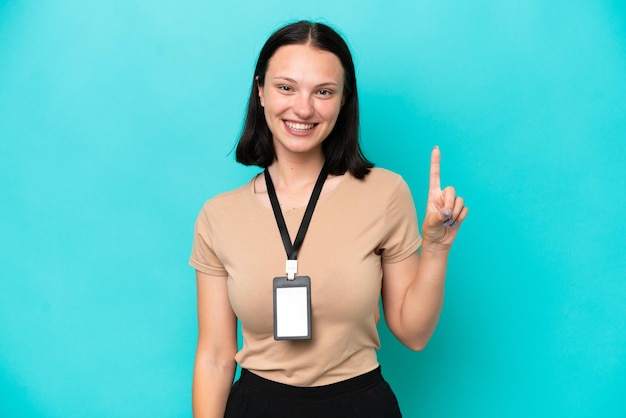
[{"left": 264, "top": 165, "right": 328, "bottom": 277}]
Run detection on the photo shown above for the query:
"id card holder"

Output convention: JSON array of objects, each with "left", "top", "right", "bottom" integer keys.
[{"left": 273, "top": 276, "right": 312, "bottom": 340}]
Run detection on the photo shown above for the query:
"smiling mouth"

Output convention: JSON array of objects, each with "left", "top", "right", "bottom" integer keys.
[{"left": 284, "top": 121, "right": 317, "bottom": 132}]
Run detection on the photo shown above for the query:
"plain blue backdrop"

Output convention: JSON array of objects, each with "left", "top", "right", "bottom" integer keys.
[{"left": 1, "top": 1, "right": 625, "bottom": 417}]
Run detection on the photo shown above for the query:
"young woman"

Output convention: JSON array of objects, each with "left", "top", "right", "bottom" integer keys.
[{"left": 190, "top": 20, "right": 467, "bottom": 417}]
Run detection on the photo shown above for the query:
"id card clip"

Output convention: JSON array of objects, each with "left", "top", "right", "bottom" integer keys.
[{"left": 286, "top": 259, "right": 298, "bottom": 280}]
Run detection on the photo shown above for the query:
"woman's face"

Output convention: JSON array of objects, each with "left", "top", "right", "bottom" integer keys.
[{"left": 258, "top": 44, "right": 345, "bottom": 161}]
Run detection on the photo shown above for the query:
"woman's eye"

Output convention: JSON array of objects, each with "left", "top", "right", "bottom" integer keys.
[
  {"left": 278, "top": 85, "right": 292, "bottom": 92},
  {"left": 318, "top": 89, "right": 333, "bottom": 96}
]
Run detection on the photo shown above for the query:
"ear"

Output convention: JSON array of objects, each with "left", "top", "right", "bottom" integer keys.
[{"left": 256, "top": 76, "right": 265, "bottom": 107}]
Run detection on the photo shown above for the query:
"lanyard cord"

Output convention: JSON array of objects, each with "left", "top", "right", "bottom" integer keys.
[{"left": 264, "top": 165, "right": 329, "bottom": 261}]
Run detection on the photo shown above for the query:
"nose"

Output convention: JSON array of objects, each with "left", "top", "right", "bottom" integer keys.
[{"left": 292, "top": 93, "right": 314, "bottom": 119}]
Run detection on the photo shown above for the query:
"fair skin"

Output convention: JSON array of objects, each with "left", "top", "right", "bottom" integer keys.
[
  {"left": 256, "top": 43, "right": 346, "bottom": 205},
  {"left": 192, "top": 43, "right": 468, "bottom": 417},
  {"left": 192, "top": 270, "right": 237, "bottom": 418}
]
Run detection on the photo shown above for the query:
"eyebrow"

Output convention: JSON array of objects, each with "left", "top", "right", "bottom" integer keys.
[{"left": 271, "top": 76, "right": 339, "bottom": 87}]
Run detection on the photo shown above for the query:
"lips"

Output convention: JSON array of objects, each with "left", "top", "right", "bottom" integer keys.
[{"left": 284, "top": 121, "right": 316, "bottom": 132}]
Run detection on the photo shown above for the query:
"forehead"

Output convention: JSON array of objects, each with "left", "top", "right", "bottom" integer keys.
[{"left": 266, "top": 44, "right": 344, "bottom": 82}]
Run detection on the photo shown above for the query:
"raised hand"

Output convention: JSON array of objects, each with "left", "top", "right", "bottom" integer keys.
[{"left": 421, "top": 146, "right": 468, "bottom": 250}]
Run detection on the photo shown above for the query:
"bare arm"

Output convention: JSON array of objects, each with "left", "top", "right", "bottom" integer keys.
[
  {"left": 382, "top": 147, "right": 468, "bottom": 351},
  {"left": 193, "top": 270, "right": 238, "bottom": 418}
]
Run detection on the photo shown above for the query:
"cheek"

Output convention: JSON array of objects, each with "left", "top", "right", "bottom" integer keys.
[
  {"left": 264, "top": 92, "right": 289, "bottom": 113},
  {"left": 263, "top": 107, "right": 277, "bottom": 133},
  {"left": 322, "top": 101, "right": 343, "bottom": 122}
]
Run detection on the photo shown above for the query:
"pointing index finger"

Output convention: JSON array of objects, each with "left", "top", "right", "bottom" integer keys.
[{"left": 429, "top": 146, "right": 441, "bottom": 191}]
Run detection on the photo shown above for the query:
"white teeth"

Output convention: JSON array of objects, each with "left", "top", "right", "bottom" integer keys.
[{"left": 285, "top": 121, "right": 315, "bottom": 131}]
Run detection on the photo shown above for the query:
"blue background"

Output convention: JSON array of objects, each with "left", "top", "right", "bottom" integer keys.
[{"left": 1, "top": 1, "right": 625, "bottom": 416}]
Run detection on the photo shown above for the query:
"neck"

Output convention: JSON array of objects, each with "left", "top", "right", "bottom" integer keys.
[{"left": 267, "top": 153, "right": 325, "bottom": 190}]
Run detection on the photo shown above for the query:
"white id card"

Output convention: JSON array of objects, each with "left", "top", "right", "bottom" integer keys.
[{"left": 273, "top": 276, "right": 312, "bottom": 340}]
